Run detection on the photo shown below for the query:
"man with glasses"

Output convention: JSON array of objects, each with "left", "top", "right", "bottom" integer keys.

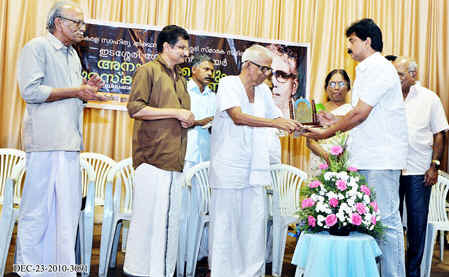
[
  {"left": 209, "top": 44, "right": 301, "bottom": 277},
  {"left": 16, "top": 1, "right": 105, "bottom": 276},
  {"left": 125, "top": 25, "right": 194, "bottom": 277},
  {"left": 269, "top": 44, "right": 299, "bottom": 119}
]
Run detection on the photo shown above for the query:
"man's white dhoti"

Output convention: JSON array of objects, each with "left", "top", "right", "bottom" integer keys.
[
  {"left": 123, "top": 163, "right": 183, "bottom": 277},
  {"left": 209, "top": 187, "right": 266, "bottom": 277},
  {"left": 16, "top": 151, "right": 81, "bottom": 277}
]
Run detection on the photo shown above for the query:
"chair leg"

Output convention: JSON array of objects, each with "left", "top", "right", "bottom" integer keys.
[
  {"left": 439, "top": 230, "right": 444, "bottom": 262},
  {"left": 81, "top": 212, "right": 94, "bottom": 277},
  {"left": 189, "top": 221, "right": 207, "bottom": 277},
  {"left": 177, "top": 186, "right": 190, "bottom": 277},
  {"left": 98, "top": 214, "right": 117, "bottom": 277},
  {"left": 0, "top": 212, "right": 15, "bottom": 277},
  {"left": 421, "top": 223, "right": 437, "bottom": 277},
  {"left": 272, "top": 219, "right": 288, "bottom": 277},
  {"left": 110, "top": 221, "right": 122, "bottom": 268},
  {"left": 121, "top": 221, "right": 129, "bottom": 253}
]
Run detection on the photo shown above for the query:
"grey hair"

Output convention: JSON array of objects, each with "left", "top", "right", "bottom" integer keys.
[
  {"left": 408, "top": 60, "right": 417, "bottom": 72},
  {"left": 46, "top": 1, "right": 79, "bottom": 33},
  {"left": 191, "top": 55, "right": 213, "bottom": 67},
  {"left": 241, "top": 44, "right": 273, "bottom": 64}
]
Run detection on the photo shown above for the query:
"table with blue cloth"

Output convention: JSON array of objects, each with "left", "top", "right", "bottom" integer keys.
[{"left": 291, "top": 232, "right": 382, "bottom": 277}]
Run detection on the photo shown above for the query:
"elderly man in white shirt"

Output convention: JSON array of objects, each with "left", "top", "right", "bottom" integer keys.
[
  {"left": 393, "top": 56, "right": 448, "bottom": 277},
  {"left": 303, "top": 18, "right": 409, "bottom": 277},
  {"left": 209, "top": 44, "right": 301, "bottom": 277},
  {"left": 16, "top": 1, "right": 105, "bottom": 276}
]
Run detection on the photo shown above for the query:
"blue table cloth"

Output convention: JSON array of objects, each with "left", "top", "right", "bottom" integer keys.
[{"left": 292, "top": 232, "right": 382, "bottom": 277}]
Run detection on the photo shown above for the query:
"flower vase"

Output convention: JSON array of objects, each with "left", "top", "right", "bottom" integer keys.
[{"left": 329, "top": 226, "right": 351, "bottom": 236}]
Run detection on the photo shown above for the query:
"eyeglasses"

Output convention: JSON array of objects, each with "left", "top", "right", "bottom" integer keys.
[
  {"left": 248, "top": 61, "right": 272, "bottom": 74},
  {"left": 58, "top": 16, "right": 86, "bottom": 28},
  {"left": 328, "top": 81, "right": 346, "bottom": 88},
  {"left": 273, "top": 70, "right": 296, "bottom": 83}
]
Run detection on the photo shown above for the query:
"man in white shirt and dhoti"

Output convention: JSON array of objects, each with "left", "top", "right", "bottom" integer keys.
[
  {"left": 208, "top": 44, "right": 301, "bottom": 277},
  {"left": 16, "top": 1, "right": 105, "bottom": 276}
]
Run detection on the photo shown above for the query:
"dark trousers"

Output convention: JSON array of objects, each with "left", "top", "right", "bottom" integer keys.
[{"left": 399, "top": 175, "right": 432, "bottom": 277}]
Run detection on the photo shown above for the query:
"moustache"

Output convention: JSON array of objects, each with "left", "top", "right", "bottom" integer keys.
[{"left": 347, "top": 49, "right": 353, "bottom": 54}]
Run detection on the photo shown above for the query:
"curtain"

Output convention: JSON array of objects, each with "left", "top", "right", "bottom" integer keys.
[{"left": 1, "top": 0, "right": 448, "bottom": 170}]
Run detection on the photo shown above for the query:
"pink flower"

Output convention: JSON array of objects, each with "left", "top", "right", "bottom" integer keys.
[
  {"left": 301, "top": 198, "right": 315, "bottom": 209},
  {"left": 360, "top": 185, "right": 371, "bottom": 196},
  {"left": 370, "top": 201, "right": 379, "bottom": 212},
  {"left": 308, "top": 216, "right": 316, "bottom": 227},
  {"left": 351, "top": 213, "right": 362, "bottom": 225},
  {"left": 336, "top": 179, "right": 347, "bottom": 191},
  {"left": 319, "top": 163, "right": 329, "bottom": 170},
  {"left": 371, "top": 215, "right": 377, "bottom": 225},
  {"left": 308, "top": 180, "right": 322, "bottom": 188},
  {"left": 329, "top": 198, "right": 339, "bottom": 208},
  {"left": 330, "top": 145, "right": 343, "bottom": 156},
  {"left": 347, "top": 166, "right": 358, "bottom": 172},
  {"left": 356, "top": 203, "right": 367, "bottom": 214},
  {"left": 325, "top": 214, "right": 337, "bottom": 227}
]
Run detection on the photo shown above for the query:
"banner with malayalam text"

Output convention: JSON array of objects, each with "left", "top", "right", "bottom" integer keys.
[{"left": 76, "top": 19, "right": 310, "bottom": 112}]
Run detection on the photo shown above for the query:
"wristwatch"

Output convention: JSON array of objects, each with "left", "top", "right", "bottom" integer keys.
[{"left": 431, "top": 160, "right": 440, "bottom": 169}]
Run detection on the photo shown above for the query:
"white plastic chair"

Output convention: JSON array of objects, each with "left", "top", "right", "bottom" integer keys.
[
  {"left": 80, "top": 152, "right": 117, "bottom": 207},
  {"left": 77, "top": 159, "right": 96, "bottom": 277},
  {"left": 421, "top": 170, "right": 449, "bottom": 277},
  {"left": 98, "top": 158, "right": 134, "bottom": 277},
  {"left": 0, "top": 159, "right": 25, "bottom": 276},
  {"left": 177, "top": 161, "right": 210, "bottom": 277},
  {"left": 269, "top": 164, "right": 307, "bottom": 277},
  {"left": 0, "top": 148, "right": 26, "bottom": 205}
]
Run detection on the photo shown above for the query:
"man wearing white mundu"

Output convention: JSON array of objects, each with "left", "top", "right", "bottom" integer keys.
[
  {"left": 124, "top": 25, "right": 194, "bottom": 277},
  {"left": 208, "top": 44, "right": 301, "bottom": 277},
  {"left": 16, "top": 1, "right": 105, "bottom": 276}
]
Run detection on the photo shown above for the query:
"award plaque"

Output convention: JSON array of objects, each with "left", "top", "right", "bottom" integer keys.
[{"left": 295, "top": 98, "right": 320, "bottom": 127}]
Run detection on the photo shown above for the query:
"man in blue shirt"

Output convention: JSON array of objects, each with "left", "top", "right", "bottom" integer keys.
[{"left": 179, "top": 55, "right": 216, "bottom": 276}]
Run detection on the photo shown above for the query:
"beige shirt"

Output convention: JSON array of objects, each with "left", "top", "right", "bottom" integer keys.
[
  {"left": 127, "top": 55, "right": 190, "bottom": 171},
  {"left": 17, "top": 34, "right": 84, "bottom": 152}
]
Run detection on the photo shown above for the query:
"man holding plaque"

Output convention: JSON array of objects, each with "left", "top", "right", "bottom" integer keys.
[
  {"left": 209, "top": 44, "right": 301, "bottom": 277},
  {"left": 302, "top": 18, "right": 408, "bottom": 277}
]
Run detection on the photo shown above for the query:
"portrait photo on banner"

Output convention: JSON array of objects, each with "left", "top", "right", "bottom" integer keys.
[{"left": 76, "top": 19, "right": 310, "bottom": 118}]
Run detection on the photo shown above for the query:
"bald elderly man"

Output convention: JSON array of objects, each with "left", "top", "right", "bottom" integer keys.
[
  {"left": 16, "top": 1, "right": 105, "bottom": 276},
  {"left": 394, "top": 56, "right": 448, "bottom": 277},
  {"left": 208, "top": 44, "right": 301, "bottom": 277}
]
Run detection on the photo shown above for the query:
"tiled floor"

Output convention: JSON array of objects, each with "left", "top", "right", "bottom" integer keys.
[{"left": 5, "top": 221, "right": 449, "bottom": 276}]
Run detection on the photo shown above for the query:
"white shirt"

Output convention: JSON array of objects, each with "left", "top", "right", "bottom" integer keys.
[
  {"left": 402, "top": 83, "right": 449, "bottom": 175},
  {"left": 210, "top": 76, "right": 281, "bottom": 189},
  {"left": 348, "top": 52, "right": 408, "bottom": 170},
  {"left": 185, "top": 79, "right": 216, "bottom": 163}
]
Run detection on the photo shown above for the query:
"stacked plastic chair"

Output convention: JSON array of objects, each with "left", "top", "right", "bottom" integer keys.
[
  {"left": 98, "top": 158, "right": 134, "bottom": 277},
  {"left": 0, "top": 149, "right": 26, "bottom": 205},
  {"left": 177, "top": 161, "right": 210, "bottom": 277},
  {"left": 421, "top": 170, "right": 449, "bottom": 277},
  {"left": 77, "top": 158, "right": 96, "bottom": 277},
  {"left": 269, "top": 163, "right": 307, "bottom": 277},
  {"left": 0, "top": 158, "right": 25, "bottom": 276}
]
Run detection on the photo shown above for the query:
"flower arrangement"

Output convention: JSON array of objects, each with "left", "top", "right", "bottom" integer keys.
[{"left": 298, "top": 134, "right": 384, "bottom": 238}]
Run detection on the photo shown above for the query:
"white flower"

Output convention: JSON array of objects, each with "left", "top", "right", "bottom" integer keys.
[
  {"left": 324, "top": 172, "right": 333, "bottom": 181},
  {"left": 348, "top": 198, "right": 355, "bottom": 207},
  {"left": 363, "top": 195, "right": 371, "bottom": 203}
]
